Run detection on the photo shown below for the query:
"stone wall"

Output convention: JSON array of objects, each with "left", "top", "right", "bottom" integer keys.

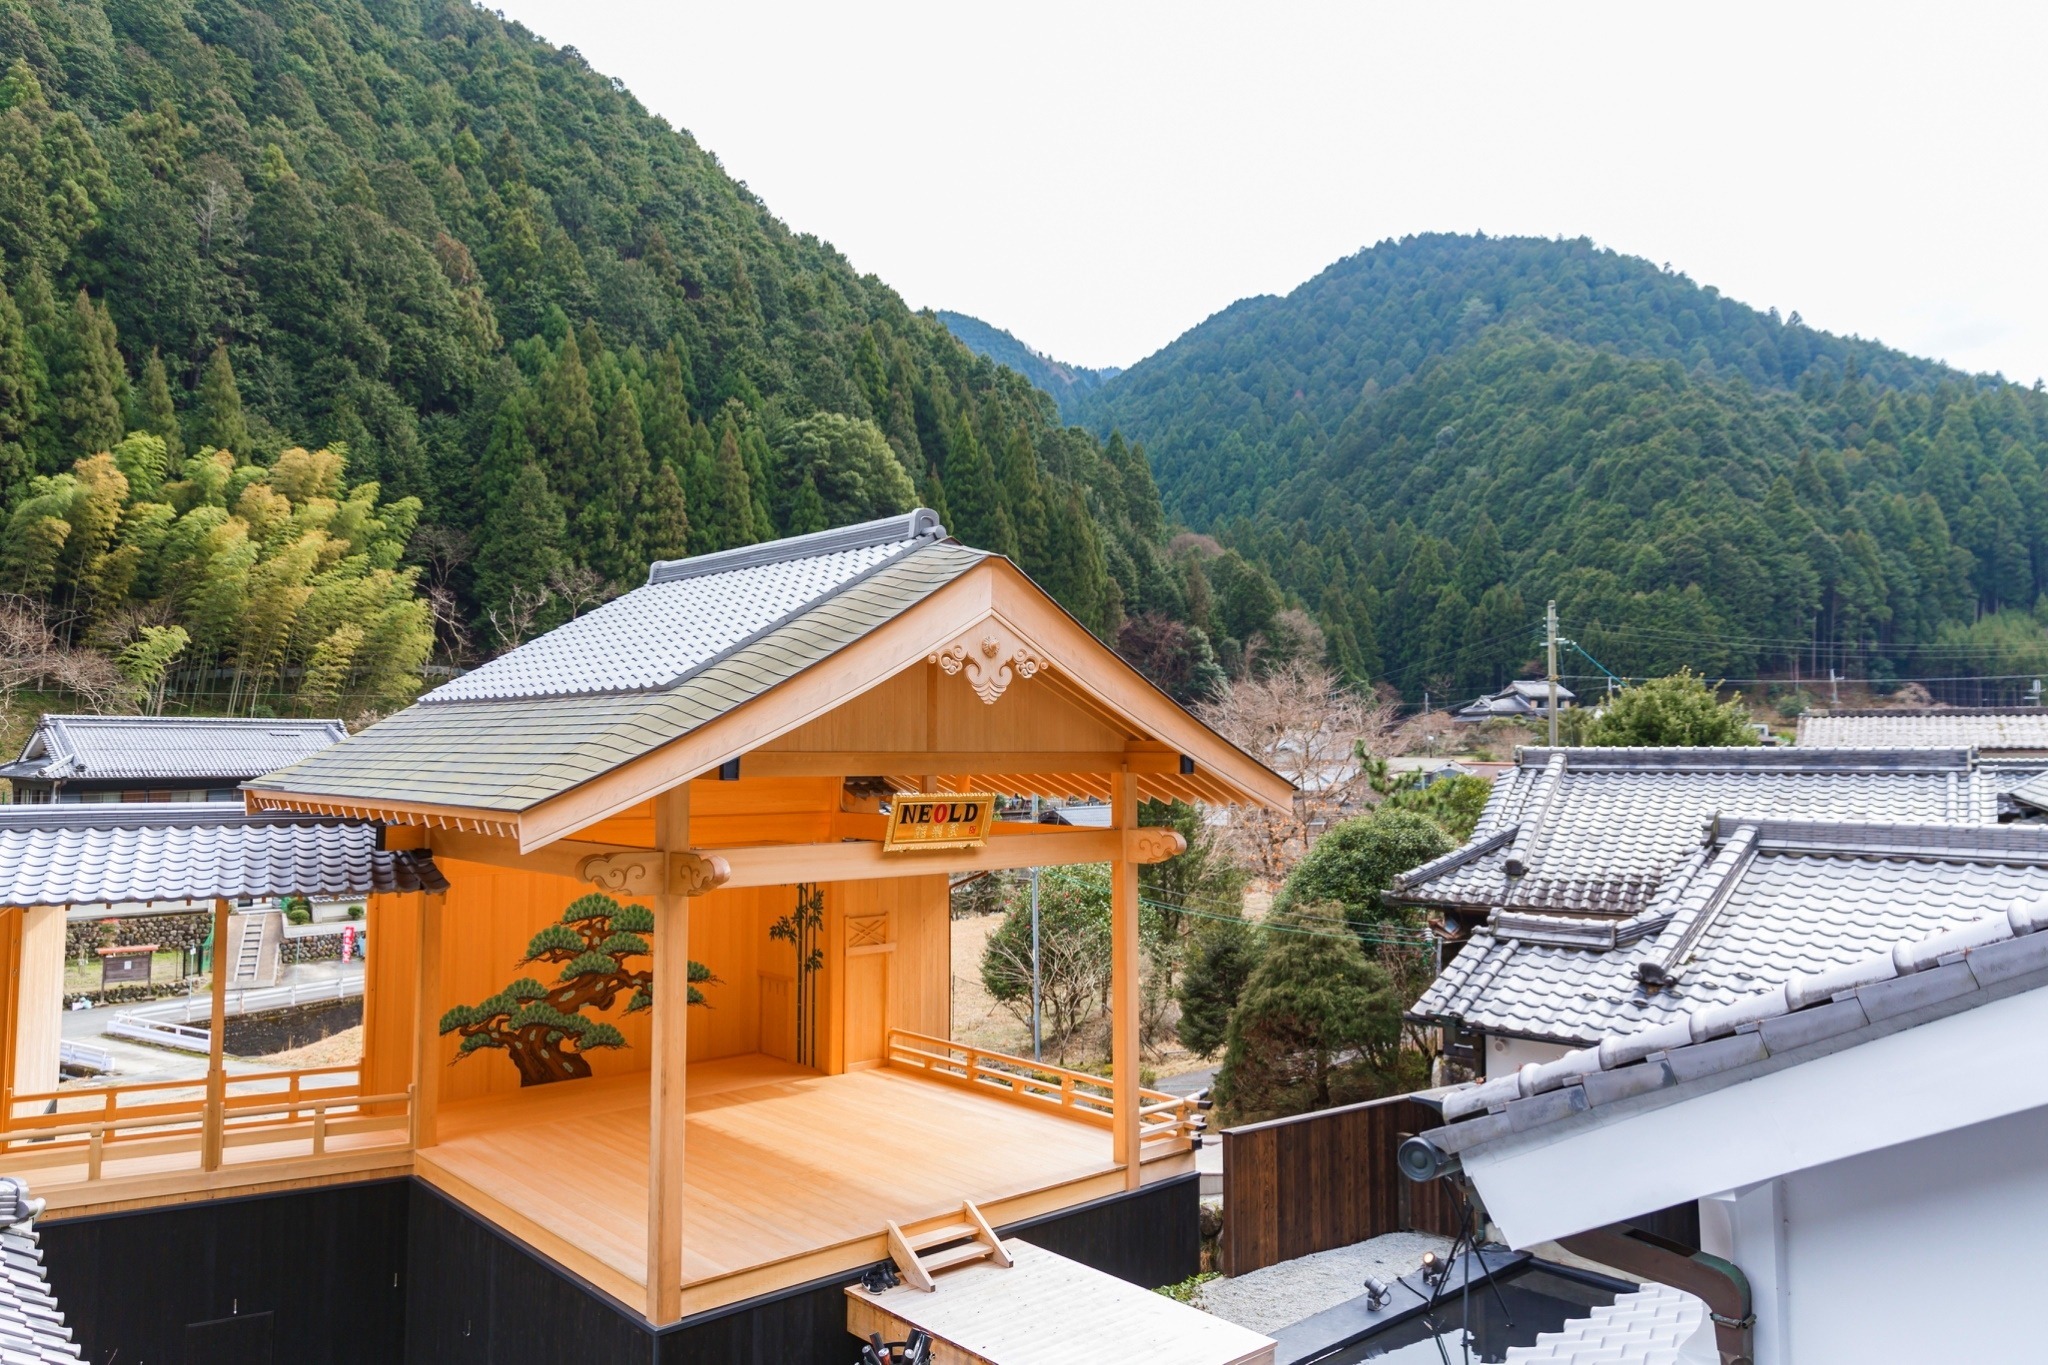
[{"left": 65, "top": 911, "right": 211, "bottom": 957}]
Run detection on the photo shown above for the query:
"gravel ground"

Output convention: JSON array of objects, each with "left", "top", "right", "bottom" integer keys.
[{"left": 1194, "top": 1230, "right": 1456, "bottom": 1334}]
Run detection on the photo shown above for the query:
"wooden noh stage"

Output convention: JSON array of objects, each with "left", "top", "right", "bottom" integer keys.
[{"left": 0, "top": 509, "right": 1290, "bottom": 1358}]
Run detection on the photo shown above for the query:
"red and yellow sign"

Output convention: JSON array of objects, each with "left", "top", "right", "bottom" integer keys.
[{"left": 884, "top": 792, "right": 998, "bottom": 852}]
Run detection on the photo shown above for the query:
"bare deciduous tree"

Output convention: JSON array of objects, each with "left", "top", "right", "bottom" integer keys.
[
  {"left": 484, "top": 583, "right": 552, "bottom": 654},
  {"left": 546, "top": 564, "right": 616, "bottom": 620},
  {"left": 1198, "top": 660, "right": 1398, "bottom": 881},
  {"left": 193, "top": 177, "right": 233, "bottom": 255},
  {"left": 0, "top": 595, "right": 131, "bottom": 736}
]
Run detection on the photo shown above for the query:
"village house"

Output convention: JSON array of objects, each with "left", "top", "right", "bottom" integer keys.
[
  {"left": 1454, "top": 679, "right": 1577, "bottom": 724},
  {"left": 0, "top": 511, "right": 1289, "bottom": 1365},
  {"left": 1400, "top": 873, "right": 2048, "bottom": 1364},
  {"left": 0, "top": 715, "right": 346, "bottom": 805},
  {"left": 1392, "top": 746, "right": 2032, "bottom": 1077}
]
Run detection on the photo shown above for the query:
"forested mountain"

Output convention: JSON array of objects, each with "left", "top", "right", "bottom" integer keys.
[
  {"left": 0, "top": 0, "right": 1177, "bottom": 717},
  {"left": 1078, "top": 235, "right": 2048, "bottom": 702},
  {"left": 937, "top": 311, "right": 1116, "bottom": 420}
]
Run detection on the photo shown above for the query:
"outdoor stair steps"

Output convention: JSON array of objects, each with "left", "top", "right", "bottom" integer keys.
[
  {"left": 885, "top": 1200, "right": 1013, "bottom": 1292},
  {"left": 232, "top": 916, "right": 264, "bottom": 985}
]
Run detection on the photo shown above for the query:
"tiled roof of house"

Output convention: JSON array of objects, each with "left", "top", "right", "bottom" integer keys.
[
  {"left": 1412, "top": 819, "right": 2048, "bottom": 1046},
  {"left": 0, "top": 715, "right": 346, "bottom": 784},
  {"left": 1456, "top": 680, "right": 1575, "bottom": 719},
  {"left": 251, "top": 513, "right": 985, "bottom": 813},
  {"left": 1797, "top": 707, "right": 2048, "bottom": 751},
  {"left": 1407, "top": 887, "right": 2048, "bottom": 1170},
  {"left": 0, "top": 1179, "right": 81, "bottom": 1364},
  {"left": 0, "top": 804, "right": 444, "bottom": 907},
  {"left": 1390, "top": 747, "right": 1990, "bottom": 919}
]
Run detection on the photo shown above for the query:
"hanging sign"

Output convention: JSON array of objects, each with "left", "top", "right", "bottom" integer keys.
[{"left": 884, "top": 792, "right": 998, "bottom": 852}]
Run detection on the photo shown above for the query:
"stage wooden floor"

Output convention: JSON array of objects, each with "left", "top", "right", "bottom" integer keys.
[{"left": 416, "top": 1056, "right": 1168, "bottom": 1314}]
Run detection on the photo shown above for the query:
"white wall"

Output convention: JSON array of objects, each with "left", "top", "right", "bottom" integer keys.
[
  {"left": 1732, "top": 1103, "right": 2048, "bottom": 1365},
  {"left": 1484, "top": 1033, "right": 1571, "bottom": 1080}
]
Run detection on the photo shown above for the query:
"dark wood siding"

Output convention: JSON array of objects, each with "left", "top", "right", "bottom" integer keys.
[
  {"left": 39, "top": 1178, "right": 409, "bottom": 1365},
  {"left": 40, "top": 1173, "right": 1197, "bottom": 1364},
  {"left": 1221, "top": 1095, "right": 1462, "bottom": 1276},
  {"left": 997, "top": 1172, "right": 1200, "bottom": 1289}
]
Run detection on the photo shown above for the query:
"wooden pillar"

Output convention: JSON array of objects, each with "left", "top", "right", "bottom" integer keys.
[
  {"left": 646, "top": 785, "right": 691, "bottom": 1324},
  {"left": 1, "top": 908, "right": 19, "bottom": 1121},
  {"left": 411, "top": 889, "right": 445, "bottom": 1149},
  {"left": 1110, "top": 769, "right": 1141, "bottom": 1190},
  {"left": 202, "top": 897, "right": 230, "bottom": 1171},
  {"left": 6, "top": 906, "right": 65, "bottom": 1125}
]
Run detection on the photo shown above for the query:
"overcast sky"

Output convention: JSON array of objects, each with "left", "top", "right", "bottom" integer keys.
[{"left": 495, "top": 1, "right": 2048, "bottom": 381}]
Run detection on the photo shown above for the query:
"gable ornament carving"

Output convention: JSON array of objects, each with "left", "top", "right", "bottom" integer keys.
[
  {"left": 929, "top": 623, "right": 1048, "bottom": 705},
  {"left": 577, "top": 849, "right": 731, "bottom": 897}
]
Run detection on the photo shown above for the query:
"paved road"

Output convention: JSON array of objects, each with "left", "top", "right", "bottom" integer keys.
[{"left": 56, "top": 960, "right": 365, "bottom": 1086}]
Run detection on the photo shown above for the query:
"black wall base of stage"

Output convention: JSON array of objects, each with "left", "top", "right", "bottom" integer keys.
[{"left": 36, "top": 1172, "right": 1199, "bottom": 1365}]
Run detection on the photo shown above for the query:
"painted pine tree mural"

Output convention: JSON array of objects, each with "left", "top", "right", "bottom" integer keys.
[{"left": 439, "top": 893, "right": 718, "bottom": 1087}]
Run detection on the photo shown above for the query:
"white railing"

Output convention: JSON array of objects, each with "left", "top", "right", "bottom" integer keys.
[
  {"left": 58, "top": 1040, "right": 115, "bottom": 1073},
  {"left": 121, "top": 972, "right": 362, "bottom": 1027},
  {"left": 105, "top": 1015, "right": 213, "bottom": 1053}
]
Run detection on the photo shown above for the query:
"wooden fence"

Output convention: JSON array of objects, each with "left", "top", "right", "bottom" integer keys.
[
  {"left": 0, "top": 1065, "right": 412, "bottom": 1189},
  {"left": 1220, "top": 1092, "right": 1462, "bottom": 1275},
  {"left": 886, "top": 1030, "right": 1203, "bottom": 1146}
]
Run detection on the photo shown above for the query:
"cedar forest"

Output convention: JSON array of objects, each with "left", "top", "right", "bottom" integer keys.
[{"left": 4, "top": 1, "right": 2048, "bottom": 725}]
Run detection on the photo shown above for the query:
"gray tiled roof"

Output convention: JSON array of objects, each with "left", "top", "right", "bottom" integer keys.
[
  {"left": 0, "top": 1179, "right": 81, "bottom": 1364},
  {"left": 1, "top": 715, "right": 346, "bottom": 784},
  {"left": 0, "top": 804, "right": 444, "bottom": 907},
  {"left": 1797, "top": 707, "right": 2048, "bottom": 751},
  {"left": 426, "top": 509, "right": 944, "bottom": 703},
  {"left": 1391, "top": 747, "right": 1989, "bottom": 917},
  {"left": 252, "top": 524, "right": 987, "bottom": 813},
  {"left": 1416, "top": 884, "right": 2048, "bottom": 1158},
  {"left": 1981, "top": 758, "right": 2048, "bottom": 817},
  {"left": 1413, "top": 819, "right": 2048, "bottom": 1046}
]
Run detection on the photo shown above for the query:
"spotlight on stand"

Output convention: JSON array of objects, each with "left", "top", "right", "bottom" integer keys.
[
  {"left": 1363, "top": 1276, "right": 1393, "bottom": 1311},
  {"left": 1419, "top": 1250, "right": 1453, "bottom": 1290}
]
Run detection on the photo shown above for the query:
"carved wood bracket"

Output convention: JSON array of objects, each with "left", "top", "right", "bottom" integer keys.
[
  {"left": 928, "top": 621, "right": 1049, "bottom": 705},
  {"left": 577, "top": 849, "right": 732, "bottom": 897},
  {"left": 1125, "top": 828, "right": 1188, "bottom": 864}
]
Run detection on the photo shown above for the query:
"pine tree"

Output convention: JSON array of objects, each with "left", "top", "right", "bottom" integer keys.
[
  {"left": 475, "top": 461, "right": 566, "bottom": 625},
  {"left": 942, "top": 412, "right": 1016, "bottom": 556},
  {"left": 636, "top": 462, "right": 691, "bottom": 564},
  {"left": 997, "top": 426, "right": 1049, "bottom": 569},
  {"left": 536, "top": 331, "right": 599, "bottom": 504},
  {"left": 698, "top": 421, "right": 755, "bottom": 552},
  {"left": 787, "top": 470, "right": 828, "bottom": 535},
  {"left": 643, "top": 343, "right": 693, "bottom": 472},
  {"left": 53, "top": 290, "right": 123, "bottom": 454},
  {"left": 193, "top": 341, "right": 249, "bottom": 455},
  {"left": 0, "top": 276, "right": 32, "bottom": 494},
  {"left": 579, "top": 387, "right": 652, "bottom": 582},
  {"left": 1455, "top": 513, "right": 1505, "bottom": 601},
  {"left": 738, "top": 422, "right": 778, "bottom": 539},
  {"left": 140, "top": 348, "right": 183, "bottom": 464},
  {"left": 1114, "top": 435, "right": 1165, "bottom": 542}
]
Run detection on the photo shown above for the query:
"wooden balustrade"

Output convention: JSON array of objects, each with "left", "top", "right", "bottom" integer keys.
[
  {"left": 884, "top": 1030, "right": 1202, "bottom": 1147},
  {"left": 0, "top": 1066, "right": 411, "bottom": 1186}
]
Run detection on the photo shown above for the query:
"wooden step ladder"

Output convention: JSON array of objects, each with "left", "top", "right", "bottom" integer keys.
[{"left": 885, "top": 1200, "right": 1013, "bottom": 1292}]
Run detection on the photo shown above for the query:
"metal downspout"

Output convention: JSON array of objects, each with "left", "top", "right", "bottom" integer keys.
[{"left": 1557, "top": 1222, "right": 1755, "bottom": 1365}]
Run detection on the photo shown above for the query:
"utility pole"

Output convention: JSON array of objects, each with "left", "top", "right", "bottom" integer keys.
[
  {"left": 1546, "top": 600, "right": 1560, "bottom": 746},
  {"left": 1029, "top": 795, "right": 1042, "bottom": 1061},
  {"left": 1829, "top": 668, "right": 1840, "bottom": 708}
]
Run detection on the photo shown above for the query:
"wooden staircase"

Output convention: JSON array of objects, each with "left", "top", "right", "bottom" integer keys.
[{"left": 885, "top": 1200, "right": 1013, "bottom": 1292}]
